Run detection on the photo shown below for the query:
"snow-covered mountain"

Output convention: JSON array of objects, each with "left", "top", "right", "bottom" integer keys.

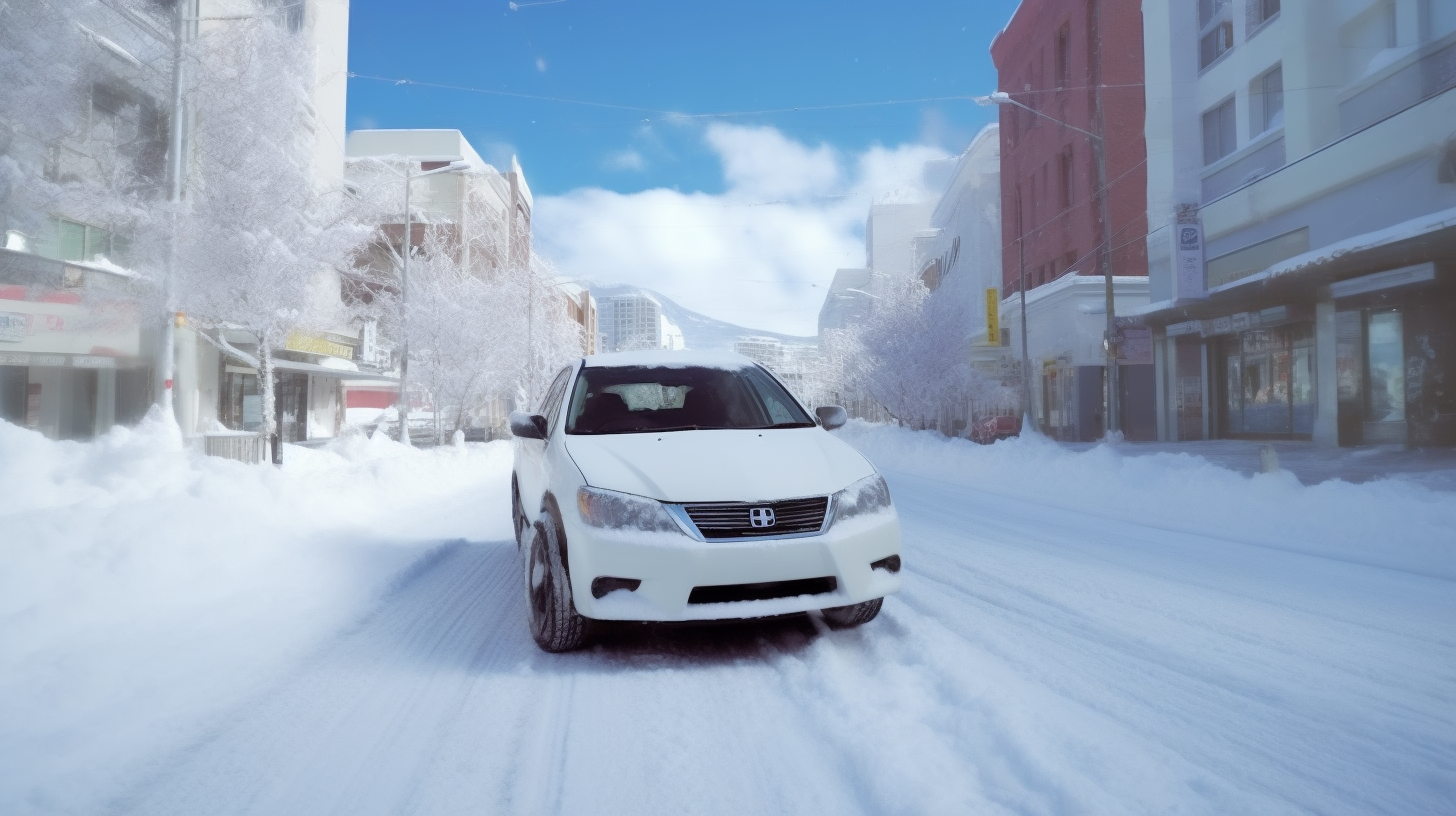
[{"left": 589, "top": 284, "right": 817, "bottom": 352}]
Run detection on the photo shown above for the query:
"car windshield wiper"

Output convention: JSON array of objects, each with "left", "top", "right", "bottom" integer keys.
[
  {"left": 650, "top": 424, "right": 733, "bottom": 432},
  {"left": 761, "top": 421, "right": 817, "bottom": 429}
]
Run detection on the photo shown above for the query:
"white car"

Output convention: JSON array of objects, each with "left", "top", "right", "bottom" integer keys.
[{"left": 510, "top": 350, "right": 902, "bottom": 652}]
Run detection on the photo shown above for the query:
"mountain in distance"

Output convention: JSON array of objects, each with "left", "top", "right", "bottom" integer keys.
[{"left": 589, "top": 284, "right": 817, "bottom": 352}]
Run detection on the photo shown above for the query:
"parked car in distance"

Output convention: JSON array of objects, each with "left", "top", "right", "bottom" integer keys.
[
  {"left": 971, "top": 413, "right": 1022, "bottom": 445},
  {"left": 510, "top": 350, "right": 903, "bottom": 652}
]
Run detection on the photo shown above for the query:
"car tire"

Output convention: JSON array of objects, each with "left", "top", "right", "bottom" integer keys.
[
  {"left": 511, "top": 477, "right": 528, "bottom": 550},
  {"left": 821, "top": 597, "right": 883, "bottom": 628},
  {"left": 524, "top": 519, "right": 591, "bottom": 652}
]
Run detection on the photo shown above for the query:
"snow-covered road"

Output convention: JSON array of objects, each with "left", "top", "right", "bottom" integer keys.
[{"left": 105, "top": 455, "right": 1456, "bottom": 815}]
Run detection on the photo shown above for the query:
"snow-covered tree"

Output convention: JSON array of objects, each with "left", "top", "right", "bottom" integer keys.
[
  {"left": 344, "top": 157, "right": 582, "bottom": 439},
  {"left": 173, "top": 6, "right": 368, "bottom": 443},
  {"left": 839, "top": 275, "right": 1010, "bottom": 431}
]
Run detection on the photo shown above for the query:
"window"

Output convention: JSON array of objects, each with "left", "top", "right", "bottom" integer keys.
[
  {"left": 1252, "top": 64, "right": 1284, "bottom": 135},
  {"left": 1202, "top": 98, "right": 1237, "bottom": 165},
  {"left": 1199, "top": 0, "right": 1234, "bottom": 69},
  {"left": 1428, "top": 0, "right": 1456, "bottom": 41},
  {"left": 51, "top": 217, "right": 129, "bottom": 264},
  {"left": 1056, "top": 23, "right": 1070, "bottom": 88},
  {"left": 1200, "top": 20, "right": 1234, "bottom": 69},
  {"left": 1249, "top": 0, "right": 1279, "bottom": 28},
  {"left": 566, "top": 365, "right": 813, "bottom": 435},
  {"left": 1059, "top": 146, "right": 1074, "bottom": 209}
]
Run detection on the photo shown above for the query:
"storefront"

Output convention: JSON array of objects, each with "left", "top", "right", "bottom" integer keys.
[
  {"left": 1149, "top": 259, "right": 1455, "bottom": 448},
  {"left": 1330, "top": 263, "right": 1456, "bottom": 447}
]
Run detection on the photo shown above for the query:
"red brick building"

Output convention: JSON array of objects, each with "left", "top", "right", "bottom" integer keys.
[{"left": 990, "top": 0, "right": 1153, "bottom": 440}]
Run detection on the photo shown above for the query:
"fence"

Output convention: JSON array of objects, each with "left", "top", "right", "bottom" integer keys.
[{"left": 203, "top": 431, "right": 267, "bottom": 464}]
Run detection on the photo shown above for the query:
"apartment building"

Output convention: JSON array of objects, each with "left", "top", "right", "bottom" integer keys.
[
  {"left": 912, "top": 125, "right": 1010, "bottom": 379},
  {"left": 1138, "top": 0, "right": 1456, "bottom": 446},
  {"left": 990, "top": 0, "right": 1155, "bottom": 442},
  {"left": 1, "top": 1, "right": 172, "bottom": 439}
]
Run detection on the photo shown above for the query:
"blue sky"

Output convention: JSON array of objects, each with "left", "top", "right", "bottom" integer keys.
[{"left": 346, "top": 0, "right": 1019, "bottom": 335}]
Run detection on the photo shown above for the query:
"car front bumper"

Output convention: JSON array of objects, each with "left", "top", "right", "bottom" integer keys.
[{"left": 564, "top": 511, "right": 902, "bottom": 622}]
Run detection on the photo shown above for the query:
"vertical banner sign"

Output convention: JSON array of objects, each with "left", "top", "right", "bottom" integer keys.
[
  {"left": 1175, "top": 217, "right": 1207, "bottom": 300},
  {"left": 985, "top": 288, "right": 1000, "bottom": 345}
]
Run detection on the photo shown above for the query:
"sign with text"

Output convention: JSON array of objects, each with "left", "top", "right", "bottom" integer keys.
[
  {"left": 0, "top": 312, "right": 25, "bottom": 343},
  {"left": 984, "top": 288, "right": 1000, "bottom": 345},
  {"left": 285, "top": 332, "right": 354, "bottom": 360},
  {"left": 1175, "top": 219, "right": 1207, "bottom": 300},
  {"left": 1115, "top": 321, "right": 1153, "bottom": 364}
]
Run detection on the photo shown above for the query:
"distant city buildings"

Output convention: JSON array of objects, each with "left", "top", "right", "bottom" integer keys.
[{"left": 601, "top": 292, "right": 684, "bottom": 352}]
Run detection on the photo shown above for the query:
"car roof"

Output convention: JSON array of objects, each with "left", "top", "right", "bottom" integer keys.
[{"left": 580, "top": 349, "right": 756, "bottom": 370}]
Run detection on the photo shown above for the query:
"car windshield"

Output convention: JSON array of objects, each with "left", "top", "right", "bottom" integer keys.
[{"left": 565, "top": 364, "right": 815, "bottom": 435}]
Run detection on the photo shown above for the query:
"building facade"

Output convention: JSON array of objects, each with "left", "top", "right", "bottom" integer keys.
[
  {"left": 991, "top": 0, "right": 1155, "bottom": 441},
  {"left": 603, "top": 292, "right": 665, "bottom": 352},
  {"left": 1138, "top": 0, "right": 1456, "bottom": 447},
  {"left": 913, "top": 126, "right": 1009, "bottom": 371}
]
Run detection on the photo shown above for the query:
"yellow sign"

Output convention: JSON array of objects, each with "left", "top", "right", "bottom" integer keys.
[
  {"left": 285, "top": 332, "right": 354, "bottom": 360},
  {"left": 985, "top": 288, "right": 1000, "bottom": 345}
]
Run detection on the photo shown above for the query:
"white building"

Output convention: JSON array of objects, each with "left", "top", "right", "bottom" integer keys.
[
  {"left": 604, "top": 292, "right": 665, "bottom": 351},
  {"left": 733, "top": 336, "right": 786, "bottom": 369},
  {"left": 912, "top": 125, "right": 1006, "bottom": 363},
  {"left": 817, "top": 268, "right": 874, "bottom": 334},
  {"left": 1138, "top": 0, "right": 1456, "bottom": 447}
]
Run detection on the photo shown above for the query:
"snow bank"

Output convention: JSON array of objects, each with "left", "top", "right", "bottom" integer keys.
[
  {"left": 839, "top": 421, "right": 1456, "bottom": 581},
  {"left": 0, "top": 414, "right": 513, "bottom": 815}
]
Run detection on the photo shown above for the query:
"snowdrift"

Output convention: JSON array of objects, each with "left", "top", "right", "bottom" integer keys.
[
  {"left": 839, "top": 421, "right": 1456, "bottom": 581},
  {"left": 0, "top": 415, "right": 512, "bottom": 815}
]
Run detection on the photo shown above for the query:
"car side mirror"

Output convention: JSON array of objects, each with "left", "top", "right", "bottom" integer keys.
[
  {"left": 815, "top": 405, "right": 848, "bottom": 431},
  {"left": 509, "top": 410, "right": 548, "bottom": 440}
]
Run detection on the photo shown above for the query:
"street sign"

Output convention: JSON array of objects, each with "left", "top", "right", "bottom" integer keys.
[
  {"left": 1175, "top": 216, "right": 1207, "bottom": 300},
  {"left": 984, "top": 288, "right": 999, "bottom": 345}
]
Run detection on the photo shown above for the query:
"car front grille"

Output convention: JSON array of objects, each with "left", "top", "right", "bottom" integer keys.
[{"left": 682, "top": 496, "right": 829, "bottom": 539}]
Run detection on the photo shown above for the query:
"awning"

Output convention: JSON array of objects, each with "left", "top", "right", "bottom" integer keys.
[
  {"left": 269, "top": 358, "right": 399, "bottom": 383},
  {"left": 1133, "top": 205, "right": 1456, "bottom": 325}
]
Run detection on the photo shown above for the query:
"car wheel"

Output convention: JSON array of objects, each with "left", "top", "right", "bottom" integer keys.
[
  {"left": 821, "top": 597, "right": 883, "bottom": 628},
  {"left": 524, "top": 519, "right": 591, "bottom": 652},
  {"left": 511, "top": 477, "right": 528, "bottom": 550}
]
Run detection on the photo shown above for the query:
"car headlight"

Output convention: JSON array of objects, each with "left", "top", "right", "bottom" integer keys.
[
  {"left": 830, "top": 473, "right": 893, "bottom": 528},
  {"left": 577, "top": 486, "right": 682, "bottom": 534}
]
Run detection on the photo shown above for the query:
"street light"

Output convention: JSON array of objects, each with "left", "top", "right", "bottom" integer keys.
[
  {"left": 388, "top": 156, "right": 470, "bottom": 444},
  {"left": 977, "top": 89, "right": 1121, "bottom": 438}
]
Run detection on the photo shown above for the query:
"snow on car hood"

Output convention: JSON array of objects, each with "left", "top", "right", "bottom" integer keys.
[{"left": 565, "top": 427, "right": 876, "bottom": 503}]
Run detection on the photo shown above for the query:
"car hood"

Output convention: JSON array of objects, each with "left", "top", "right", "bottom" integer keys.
[{"left": 564, "top": 427, "right": 876, "bottom": 503}]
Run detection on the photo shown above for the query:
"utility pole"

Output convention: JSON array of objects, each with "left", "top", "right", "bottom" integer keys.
[
  {"left": 1018, "top": 192, "right": 1033, "bottom": 434},
  {"left": 159, "top": 0, "right": 189, "bottom": 417},
  {"left": 1092, "top": 0, "right": 1120, "bottom": 438},
  {"left": 396, "top": 172, "right": 413, "bottom": 444}
]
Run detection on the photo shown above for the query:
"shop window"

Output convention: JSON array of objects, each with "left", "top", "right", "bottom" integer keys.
[{"left": 1366, "top": 310, "right": 1404, "bottom": 423}]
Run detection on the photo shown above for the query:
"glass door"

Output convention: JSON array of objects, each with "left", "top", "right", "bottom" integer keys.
[{"left": 1365, "top": 310, "right": 1405, "bottom": 426}]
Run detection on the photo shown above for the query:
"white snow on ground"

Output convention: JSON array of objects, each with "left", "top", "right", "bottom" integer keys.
[
  {"left": 0, "top": 414, "right": 513, "bottom": 815},
  {"left": 3, "top": 418, "right": 1454, "bottom": 815}
]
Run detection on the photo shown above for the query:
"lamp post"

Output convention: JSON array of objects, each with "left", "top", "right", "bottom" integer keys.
[
  {"left": 977, "top": 89, "right": 1121, "bottom": 437},
  {"left": 392, "top": 157, "right": 469, "bottom": 444}
]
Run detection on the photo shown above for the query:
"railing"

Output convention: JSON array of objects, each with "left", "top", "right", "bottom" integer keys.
[{"left": 203, "top": 431, "right": 267, "bottom": 464}]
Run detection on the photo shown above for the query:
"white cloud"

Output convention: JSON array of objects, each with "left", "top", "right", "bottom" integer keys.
[
  {"left": 535, "top": 57, "right": 547, "bottom": 72},
  {"left": 535, "top": 125, "right": 947, "bottom": 336},
  {"left": 602, "top": 149, "right": 646, "bottom": 172}
]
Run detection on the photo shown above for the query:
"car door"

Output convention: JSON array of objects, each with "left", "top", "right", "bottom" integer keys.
[{"left": 517, "top": 366, "right": 573, "bottom": 522}]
